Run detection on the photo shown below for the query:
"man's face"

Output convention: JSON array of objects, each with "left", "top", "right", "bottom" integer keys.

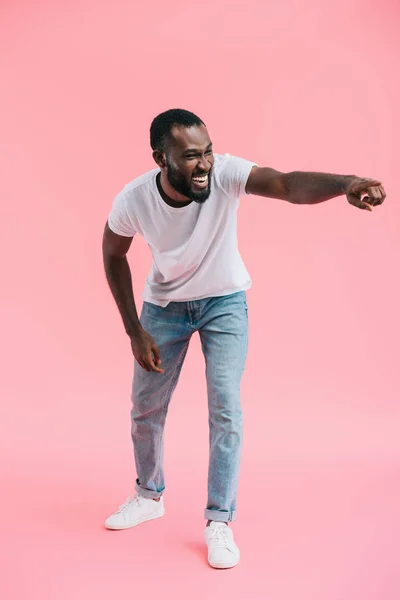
[{"left": 164, "top": 125, "right": 214, "bottom": 203}]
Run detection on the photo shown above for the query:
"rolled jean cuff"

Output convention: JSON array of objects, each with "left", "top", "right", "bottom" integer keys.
[
  {"left": 135, "top": 479, "right": 164, "bottom": 500},
  {"left": 204, "top": 509, "right": 237, "bottom": 522}
]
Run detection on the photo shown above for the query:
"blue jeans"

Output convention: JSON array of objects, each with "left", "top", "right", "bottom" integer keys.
[{"left": 131, "top": 291, "right": 248, "bottom": 522}]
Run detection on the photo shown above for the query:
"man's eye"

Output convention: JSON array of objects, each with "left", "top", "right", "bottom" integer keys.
[{"left": 186, "top": 151, "right": 212, "bottom": 160}]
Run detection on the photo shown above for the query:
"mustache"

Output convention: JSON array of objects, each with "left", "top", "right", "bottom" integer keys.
[{"left": 192, "top": 170, "right": 212, "bottom": 178}]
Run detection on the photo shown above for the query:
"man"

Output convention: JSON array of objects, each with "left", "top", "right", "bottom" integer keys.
[{"left": 102, "top": 108, "right": 386, "bottom": 569}]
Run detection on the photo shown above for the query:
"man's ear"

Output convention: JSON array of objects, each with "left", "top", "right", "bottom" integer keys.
[{"left": 153, "top": 150, "right": 166, "bottom": 169}]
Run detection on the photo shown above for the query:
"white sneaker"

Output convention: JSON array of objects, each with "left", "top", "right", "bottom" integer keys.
[
  {"left": 204, "top": 522, "right": 240, "bottom": 569},
  {"left": 104, "top": 494, "right": 164, "bottom": 530}
]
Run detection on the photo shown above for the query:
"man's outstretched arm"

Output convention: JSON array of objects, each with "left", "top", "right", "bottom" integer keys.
[{"left": 245, "top": 166, "right": 386, "bottom": 211}]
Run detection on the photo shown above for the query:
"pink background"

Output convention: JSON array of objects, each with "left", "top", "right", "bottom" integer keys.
[{"left": 1, "top": 0, "right": 399, "bottom": 598}]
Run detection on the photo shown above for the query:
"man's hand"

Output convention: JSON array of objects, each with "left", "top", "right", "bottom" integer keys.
[
  {"left": 130, "top": 328, "right": 164, "bottom": 373},
  {"left": 346, "top": 178, "right": 386, "bottom": 211}
]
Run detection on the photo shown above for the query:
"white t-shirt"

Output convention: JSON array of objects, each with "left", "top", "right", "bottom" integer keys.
[{"left": 108, "top": 153, "right": 257, "bottom": 307}]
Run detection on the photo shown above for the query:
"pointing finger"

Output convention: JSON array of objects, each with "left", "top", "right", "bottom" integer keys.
[{"left": 353, "top": 179, "right": 381, "bottom": 193}]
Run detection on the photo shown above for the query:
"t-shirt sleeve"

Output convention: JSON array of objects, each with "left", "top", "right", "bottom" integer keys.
[
  {"left": 217, "top": 154, "right": 258, "bottom": 198},
  {"left": 107, "top": 191, "right": 137, "bottom": 238}
]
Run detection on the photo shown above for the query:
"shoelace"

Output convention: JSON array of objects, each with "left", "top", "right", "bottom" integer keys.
[
  {"left": 116, "top": 494, "right": 141, "bottom": 514},
  {"left": 209, "top": 525, "right": 231, "bottom": 549}
]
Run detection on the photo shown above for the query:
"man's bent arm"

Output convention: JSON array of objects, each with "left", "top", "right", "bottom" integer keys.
[{"left": 102, "top": 222, "right": 142, "bottom": 337}]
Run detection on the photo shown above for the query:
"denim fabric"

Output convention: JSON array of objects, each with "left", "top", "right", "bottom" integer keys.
[{"left": 131, "top": 291, "right": 248, "bottom": 522}]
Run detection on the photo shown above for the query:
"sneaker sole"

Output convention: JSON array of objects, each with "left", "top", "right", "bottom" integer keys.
[
  {"left": 209, "top": 557, "right": 240, "bottom": 569},
  {"left": 104, "top": 508, "right": 165, "bottom": 530}
]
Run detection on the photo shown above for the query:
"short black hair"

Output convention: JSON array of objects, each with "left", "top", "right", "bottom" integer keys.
[{"left": 150, "top": 108, "right": 205, "bottom": 153}]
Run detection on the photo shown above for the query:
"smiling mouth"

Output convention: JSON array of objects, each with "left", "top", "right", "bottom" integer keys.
[{"left": 191, "top": 174, "right": 209, "bottom": 188}]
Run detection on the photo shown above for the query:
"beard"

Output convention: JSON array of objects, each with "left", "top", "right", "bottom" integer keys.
[{"left": 166, "top": 159, "right": 212, "bottom": 203}]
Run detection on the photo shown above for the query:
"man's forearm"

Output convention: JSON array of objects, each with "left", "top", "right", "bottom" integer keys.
[
  {"left": 103, "top": 255, "right": 142, "bottom": 337},
  {"left": 283, "top": 171, "right": 355, "bottom": 205}
]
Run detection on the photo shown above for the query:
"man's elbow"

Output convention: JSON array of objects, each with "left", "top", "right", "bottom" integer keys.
[{"left": 102, "top": 222, "right": 133, "bottom": 259}]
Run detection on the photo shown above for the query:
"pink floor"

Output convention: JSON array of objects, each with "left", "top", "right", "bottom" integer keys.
[
  {"left": 3, "top": 457, "right": 399, "bottom": 599},
  {"left": 2, "top": 362, "right": 400, "bottom": 599}
]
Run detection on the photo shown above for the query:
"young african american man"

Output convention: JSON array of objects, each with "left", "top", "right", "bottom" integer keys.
[{"left": 102, "top": 109, "right": 386, "bottom": 569}]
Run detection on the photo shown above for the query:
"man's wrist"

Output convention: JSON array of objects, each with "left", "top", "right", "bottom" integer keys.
[
  {"left": 342, "top": 175, "right": 357, "bottom": 194},
  {"left": 125, "top": 323, "right": 143, "bottom": 338}
]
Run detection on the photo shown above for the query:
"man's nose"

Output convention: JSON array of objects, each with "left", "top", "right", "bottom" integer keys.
[{"left": 198, "top": 156, "right": 210, "bottom": 171}]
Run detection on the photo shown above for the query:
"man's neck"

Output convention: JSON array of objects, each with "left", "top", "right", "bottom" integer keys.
[{"left": 156, "top": 172, "right": 192, "bottom": 208}]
